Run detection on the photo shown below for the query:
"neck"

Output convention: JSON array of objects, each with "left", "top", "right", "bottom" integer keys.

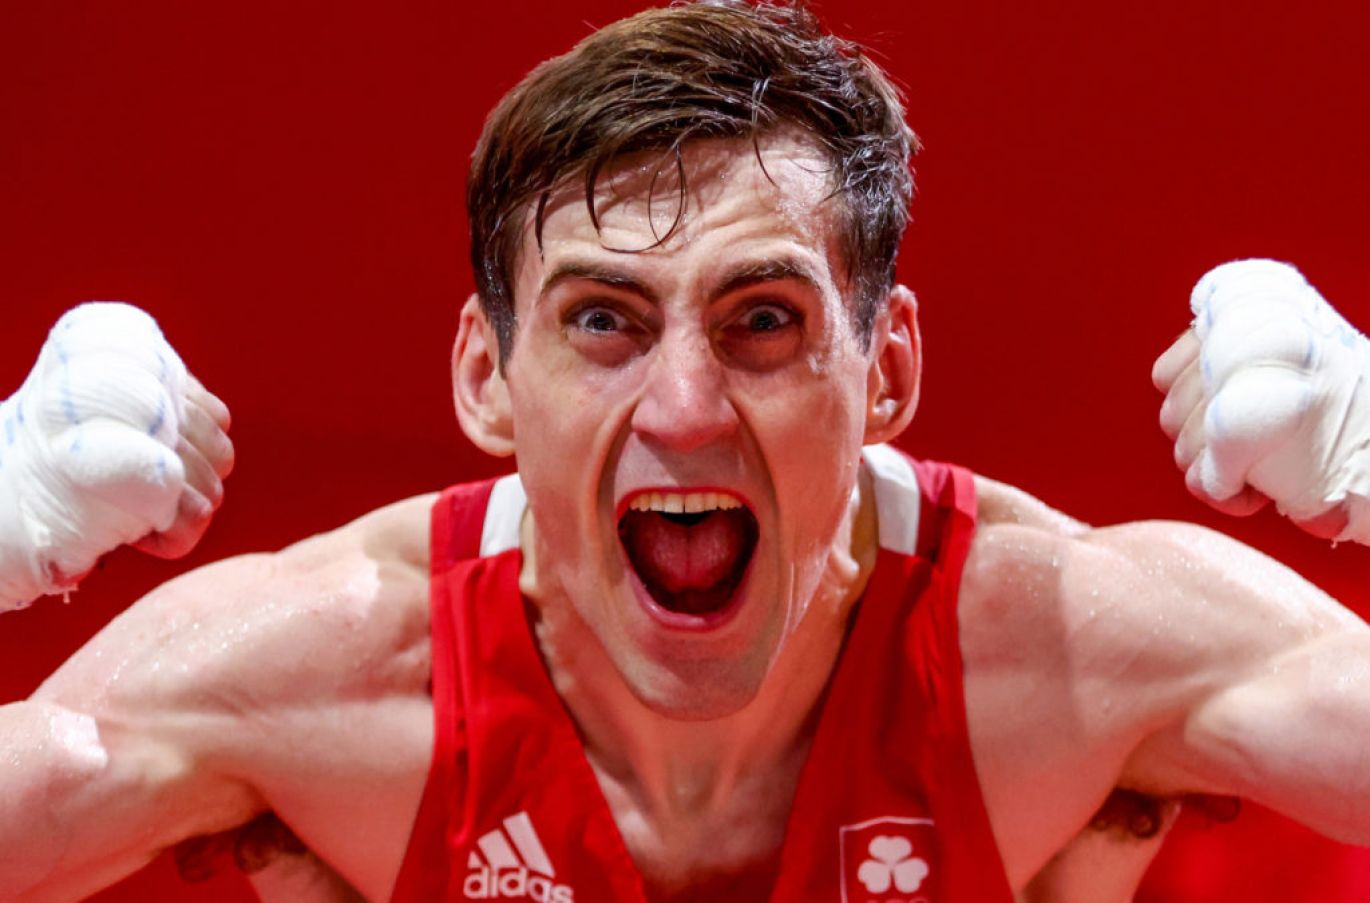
[{"left": 519, "top": 466, "right": 880, "bottom": 823}]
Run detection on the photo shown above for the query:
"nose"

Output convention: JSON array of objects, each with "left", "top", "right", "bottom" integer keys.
[{"left": 630, "top": 329, "right": 739, "bottom": 452}]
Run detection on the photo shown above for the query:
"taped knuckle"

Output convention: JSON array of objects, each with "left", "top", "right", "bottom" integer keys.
[
  {"left": 51, "top": 422, "right": 186, "bottom": 532},
  {"left": 53, "top": 302, "right": 161, "bottom": 346},
  {"left": 1193, "top": 259, "right": 1308, "bottom": 319},
  {"left": 1206, "top": 370, "right": 1312, "bottom": 455},
  {"left": 1201, "top": 310, "right": 1317, "bottom": 391},
  {"left": 51, "top": 353, "right": 175, "bottom": 435}
]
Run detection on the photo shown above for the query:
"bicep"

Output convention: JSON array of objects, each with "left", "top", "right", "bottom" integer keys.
[
  {"left": 1144, "top": 628, "right": 1370, "bottom": 844},
  {"left": 1086, "top": 522, "right": 1370, "bottom": 842}
]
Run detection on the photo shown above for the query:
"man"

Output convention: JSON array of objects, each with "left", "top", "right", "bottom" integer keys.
[{"left": 2, "top": 3, "right": 1368, "bottom": 902}]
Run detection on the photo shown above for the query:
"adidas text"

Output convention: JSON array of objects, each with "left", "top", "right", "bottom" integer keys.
[{"left": 463, "top": 866, "right": 574, "bottom": 902}]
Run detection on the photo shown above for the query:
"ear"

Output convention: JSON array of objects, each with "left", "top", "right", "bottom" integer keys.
[
  {"left": 452, "top": 293, "right": 515, "bottom": 457},
  {"left": 864, "top": 284, "right": 922, "bottom": 445}
]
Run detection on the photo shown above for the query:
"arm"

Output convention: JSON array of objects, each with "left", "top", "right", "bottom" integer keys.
[
  {"left": 0, "top": 699, "right": 260, "bottom": 901},
  {"left": 1134, "top": 619, "right": 1370, "bottom": 843},
  {"left": 1084, "top": 520, "right": 1370, "bottom": 844},
  {"left": 963, "top": 499, "right": 1369, "bottom": 888},
  {"left": 3, "top": 503, "right": 434, "bottom": 902},
  {"left": 0, "top": 556, "right": 279, "bottom": 901}
]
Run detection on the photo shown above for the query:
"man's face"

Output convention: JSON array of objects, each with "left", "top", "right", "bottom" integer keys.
[{"left": 504, "top": 132, "right": 880, "bottom": 719}]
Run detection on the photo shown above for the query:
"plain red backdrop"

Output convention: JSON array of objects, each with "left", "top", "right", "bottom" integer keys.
[{"left": 2, "top": 1, "right": 1368, "bottom": 899}]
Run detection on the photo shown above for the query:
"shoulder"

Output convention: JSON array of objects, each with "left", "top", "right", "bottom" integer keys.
[
  {"left": 961, "top": 475, "right": 1354, "bottom": 732},
  {"left": 956, "top": 475, "right": 1364, "bottom": 876},
  {"left": 35, "top": 492, "right": 440, "bottom": 714}
]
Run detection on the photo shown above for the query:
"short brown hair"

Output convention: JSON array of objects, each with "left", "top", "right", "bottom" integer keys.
[{"left": 467, "top": 0, "right": 918, "bottom": 364}]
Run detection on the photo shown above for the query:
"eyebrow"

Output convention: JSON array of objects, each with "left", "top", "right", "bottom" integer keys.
[
  {"left": 538, "top": 262, "right": 660, "bottom": 305},
  {"left": 709, "top": 259, "right": 823, "bottom": 302},
  {"left": 538, "top": 256, "right": 823, "bottom": 306}
]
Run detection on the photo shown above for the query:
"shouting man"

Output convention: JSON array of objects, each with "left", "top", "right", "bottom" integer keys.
[{"left": 2, "top": 3, "right": 1368, "bottom": 901}]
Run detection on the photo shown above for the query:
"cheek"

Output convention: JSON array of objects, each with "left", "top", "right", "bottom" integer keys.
[
  {"left": 509, "top": 339, "right": 639, "bottom": 445},
  {"left": 750, "top": 365, "right": 867, "bottom": 515},
  {"left": 748, "top": 361, "right": 868, "bottom": 450},
  {"left": 507, "top": 353, "right": 643, "bottom": 542}
]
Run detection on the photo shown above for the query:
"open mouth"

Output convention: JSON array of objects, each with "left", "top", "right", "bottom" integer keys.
[{"left": 618, "top": 490, "right": 759, "bottom": 619}]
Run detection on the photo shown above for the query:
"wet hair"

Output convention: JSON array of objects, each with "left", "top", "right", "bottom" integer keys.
[{"left": 467, "top": 0, "right": 918, "bottom": 365}]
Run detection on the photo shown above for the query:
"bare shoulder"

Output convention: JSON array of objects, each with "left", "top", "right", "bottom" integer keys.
[
  {"left": 966, "top": 475, "right": 1356, "bottom": 679},
  {"left": 17, "top": 494, "right": 440, "bottom": 900},
  {"left": 34, "top": 492, "right": 439, "bottom": 721},
  {"left": 960, "top": 475, "right": 1363, "bottom": 885}
]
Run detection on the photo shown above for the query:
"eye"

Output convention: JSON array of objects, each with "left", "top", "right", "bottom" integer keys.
[
  {"left": 718, "top": 301, "right": 803, "bottom": 370},
  {"left": 571, "top": 305, "right": 630, "bottom": 334},
  {"left": 563, "top": 302, "right": 650, "bottom": 366},
  {"left": 728, "top": 302, "right": 800, "bottom": 338},
  {"left": 737, "top": 304, "right": 794, "bottom": 333}
]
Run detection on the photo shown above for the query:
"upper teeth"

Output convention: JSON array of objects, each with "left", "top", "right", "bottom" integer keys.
[{"left": 628, "top": 491, "right": 743, "bottom": 514}]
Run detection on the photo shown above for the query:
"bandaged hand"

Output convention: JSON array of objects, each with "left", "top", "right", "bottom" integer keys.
[
  {"left": 0, "top": 303, "right": 233, "bottom": 612},
  {"left": 1152, "top": 259, "right": 1370, "bottom": 542}
]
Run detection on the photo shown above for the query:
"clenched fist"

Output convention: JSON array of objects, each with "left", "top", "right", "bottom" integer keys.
[
  {"left": 0, "top": 303, "right": 233, "bottom": 611},
  {"left": 1153, "top": 260, "right": 1370, "bottom": 541}
]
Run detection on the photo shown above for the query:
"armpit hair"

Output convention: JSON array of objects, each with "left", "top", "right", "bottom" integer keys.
[{"left": 1089, "top": 787, "right": 1241, "bottom": 841}]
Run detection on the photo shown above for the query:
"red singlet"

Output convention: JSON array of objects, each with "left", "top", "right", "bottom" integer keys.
[{"left": 392, "top": 447, "right": 1013, "bottom": 902}]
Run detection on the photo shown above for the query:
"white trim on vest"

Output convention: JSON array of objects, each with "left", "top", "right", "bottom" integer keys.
[
  {"left": 861, "top": 443, "right": 921, "bottom": 556},
  {"left": 480, "top": 474, "right": 526, "bottom": 557}
]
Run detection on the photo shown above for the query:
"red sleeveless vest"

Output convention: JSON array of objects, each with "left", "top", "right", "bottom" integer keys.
[{"left": 392, "top": 450, "right": 1013, "bottom": 902}]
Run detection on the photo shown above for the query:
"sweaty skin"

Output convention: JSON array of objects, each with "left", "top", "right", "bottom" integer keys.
[
  {"left": 4, "top": 136, "right": 1369, "bottom": 902},
  {"left": 9, "top": 476, "right": 1363, "bottom": 902}
]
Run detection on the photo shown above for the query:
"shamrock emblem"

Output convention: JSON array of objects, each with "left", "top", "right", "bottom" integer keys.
[{"left": 856, "top": 835, "right": 930, "bottom": 894}]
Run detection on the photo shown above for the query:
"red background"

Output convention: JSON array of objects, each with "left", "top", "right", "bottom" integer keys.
[{"left": 2, "top": 1, "right": 1368, "bottom": 899}]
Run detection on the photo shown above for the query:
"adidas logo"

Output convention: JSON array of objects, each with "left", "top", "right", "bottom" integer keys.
[{"left": 463, "top": 811, "right": 575, "bottom": 902}]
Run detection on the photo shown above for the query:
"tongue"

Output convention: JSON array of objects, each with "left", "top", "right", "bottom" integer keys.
[{"left": 621, "top": 510, "right": 748, "bottom": 592}]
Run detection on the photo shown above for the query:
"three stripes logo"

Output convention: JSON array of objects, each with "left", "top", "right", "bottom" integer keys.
[{"left": 463, "top": 811, "right": 575, "bottom": 901}]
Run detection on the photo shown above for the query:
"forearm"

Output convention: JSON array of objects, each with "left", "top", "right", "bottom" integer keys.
[
  {"left": 1186, "top": 629, "right": 1370, "bottom": 844},
  {"left": 0, "top": 698, "right": 256, "bottom": 901},
  {"left": 0, "top": 699, "right": 128, "bottom": 899}
]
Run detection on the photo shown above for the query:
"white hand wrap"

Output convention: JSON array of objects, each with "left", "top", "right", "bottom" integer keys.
[
  {"left": 0, "top": 303, "right": 187, "bottom": 611},
  {"left": 1190, "top": 259, "right": 1370, "bottom": 542}
]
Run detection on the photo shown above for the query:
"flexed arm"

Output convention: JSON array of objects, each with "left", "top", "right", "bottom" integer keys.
[
  {"left": 0, "top": 553, "right": 275, "bottom": 900},
  {"left": 1085, "top": 520, "right": 1370, "bottom": 844}
]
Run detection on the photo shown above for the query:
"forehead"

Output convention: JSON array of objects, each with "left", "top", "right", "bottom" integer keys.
[{"left": 513, "top": 132, "right": 844, "bottom": 301}]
